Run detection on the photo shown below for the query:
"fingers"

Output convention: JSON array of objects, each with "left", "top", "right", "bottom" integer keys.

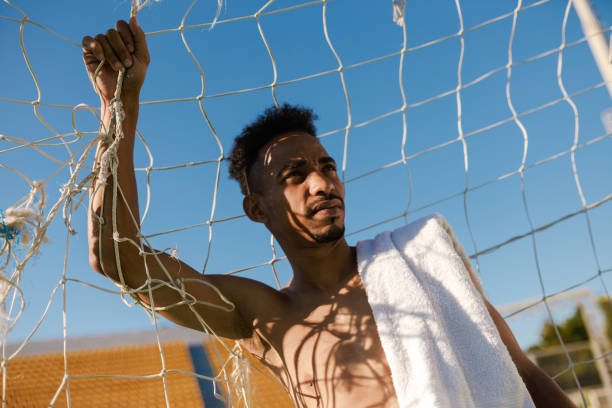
[
  {"left": 82, "top": 35, "right": 104, "bottom": 63},
  {"left": 96, "top": 33, "right": 123, "bottom": 71},
  {"left": 129, "top": 16, "right": 150, "bottom": 64},
  {"left": 82, "top": 20, "right": 137, "bottom": 72},
  {"left": 107, "top": 28, "right": 133, "bottom": 68},
  {"left": 116, "top": 20, "right": 134, "bottom": 54}
]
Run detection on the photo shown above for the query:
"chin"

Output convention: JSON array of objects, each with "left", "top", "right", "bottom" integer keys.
[{"left": 312, "top": 224, "right": 345, "bottom": 243}]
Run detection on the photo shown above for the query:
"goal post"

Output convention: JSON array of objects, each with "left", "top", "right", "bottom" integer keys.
[{"left": 572, "top": 0, "right": 612, "bottom": 99}]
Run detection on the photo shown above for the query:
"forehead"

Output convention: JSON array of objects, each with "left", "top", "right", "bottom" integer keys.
[{"left": 260, "top": 131, "right": 329, "bottom": 170}]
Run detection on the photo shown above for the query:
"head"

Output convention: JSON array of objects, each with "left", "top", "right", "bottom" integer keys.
[{"left": 229, "top": 104, "right": 345, "bottom": 247}]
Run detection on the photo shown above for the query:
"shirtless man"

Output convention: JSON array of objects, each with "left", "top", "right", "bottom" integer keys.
[{"left": 84, "top": 18, "right": 575, "bottom": 407}]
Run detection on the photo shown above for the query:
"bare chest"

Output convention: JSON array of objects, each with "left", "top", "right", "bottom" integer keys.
[{"left": 258, "top": 280, "right": 398, "bottom": 407}]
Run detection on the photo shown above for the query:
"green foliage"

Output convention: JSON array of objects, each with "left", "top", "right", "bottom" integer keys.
[
  {"left": 528, "top": 307, "right": 589, "bottom": 352},
  {"left": 598, "top": 297, "right": 612, "bottom": 342},
  {"left": 538, "top": 348, "right": 601, "bottom": 390},
  {"left": 526, "top": 306, "right": 599, "bottom": 390},
  {"left": 524, "top": 301, "right": 612, "bottom": 391}
]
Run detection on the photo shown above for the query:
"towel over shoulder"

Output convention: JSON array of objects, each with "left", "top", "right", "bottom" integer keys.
[{"left": 356, "top": 213, "right": 534, "bottom": 408}]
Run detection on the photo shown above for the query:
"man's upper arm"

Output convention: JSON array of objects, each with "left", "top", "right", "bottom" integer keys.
[{"left": 112, "top": 244, "right": 285, "bottom": 340}]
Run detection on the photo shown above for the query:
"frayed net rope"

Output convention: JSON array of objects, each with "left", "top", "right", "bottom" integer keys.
[
  {"left": 0, "top": 209, "right": 40, "bottom": 247},
  {"left": 0, "top": 182, "right": 47, "bottom": 250},
  {"left": 393, "top": 0, "right": 405, "bottom": 26}
]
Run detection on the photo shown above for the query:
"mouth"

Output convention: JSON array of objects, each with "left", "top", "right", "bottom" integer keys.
[{"left": 309, "top": 198, "right": 344, "bottom": 216}]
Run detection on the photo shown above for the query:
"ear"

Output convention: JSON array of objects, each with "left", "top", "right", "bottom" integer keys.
[{"left": 243, "top": 195, "right": 268, "bottom": 224}]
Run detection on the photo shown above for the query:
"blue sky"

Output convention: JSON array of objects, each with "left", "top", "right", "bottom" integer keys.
[{"left": 1, "top": 0, "right": 612, "bottom": 351}]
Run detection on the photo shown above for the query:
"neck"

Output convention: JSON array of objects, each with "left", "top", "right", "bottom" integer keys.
[{"left": 283, "top": 238, "right": 357, "bottom": 292}]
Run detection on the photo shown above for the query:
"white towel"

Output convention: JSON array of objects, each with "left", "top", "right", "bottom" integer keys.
[{"left": 356, "top": 213, "right": 534, "bottom": 408}]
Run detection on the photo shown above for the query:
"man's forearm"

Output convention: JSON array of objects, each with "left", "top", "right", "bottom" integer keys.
[
  {"left": 519, "top": 358, "right": 576, "bottom": 408},
  {"left": 483, "top": 300, "right": 576, "bottom": 407},
  {"left": 79, "top": 19, "right": 249, "bottom": 334},
  {"left": 88, "top": 95, "right": 142, "bottom": 284}
]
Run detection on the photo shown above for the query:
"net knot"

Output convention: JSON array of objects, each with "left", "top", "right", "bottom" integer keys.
[
  {"left": 109, "top": 98, "right": 125, "bottom": 121},
  {"left": 96, "top": 95, "right": 126, "bottom": 188},
  {"left": 60, "top": 182, "right": 80, "bottom": 197},
  {"left": 97, "top": 130, "right": 113, "bottom": 146}
]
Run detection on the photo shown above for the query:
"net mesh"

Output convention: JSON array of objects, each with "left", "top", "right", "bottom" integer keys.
[{"left": 1, "top": 0, "right": 612, "bottom": 406}]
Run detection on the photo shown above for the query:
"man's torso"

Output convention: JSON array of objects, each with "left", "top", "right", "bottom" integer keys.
[{"left": 241, "top": 272, "right": 399, "bottom": 408}]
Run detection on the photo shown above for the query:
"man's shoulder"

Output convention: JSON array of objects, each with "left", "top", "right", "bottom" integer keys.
[
  {"left": 359, "top": 213, "right": 447, "bottom": 244},
  {"left": 205, "top": 273, "right": 290, "bottom": 321},
  {"left": 356, "top": 213, "right": 449, "bottom": 260}
]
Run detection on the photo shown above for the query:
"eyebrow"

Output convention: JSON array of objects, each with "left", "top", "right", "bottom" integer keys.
[
  {"left": 276, "top": 156, "right": 336, "bottom": 179},
  {"left": 319, "top": 156, "right": 336, "bottom": 166},
  {"left": 277, "top": 159, "right": 307, "bottom": 179}
]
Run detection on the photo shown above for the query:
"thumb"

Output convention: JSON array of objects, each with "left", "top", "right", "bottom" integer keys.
[{"left": 130, "top": 16, "right": 149, "bottom": 62}]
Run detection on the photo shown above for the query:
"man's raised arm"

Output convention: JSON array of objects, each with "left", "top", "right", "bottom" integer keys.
[{"left": 84, "top": 18, "right": 278, "bottom": 339}]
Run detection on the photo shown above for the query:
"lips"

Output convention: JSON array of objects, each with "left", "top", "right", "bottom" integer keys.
[{"left": 309, "top": 198, "right": 343, "bottom": 215}]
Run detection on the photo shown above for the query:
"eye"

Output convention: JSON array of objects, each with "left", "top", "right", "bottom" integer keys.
[
  {"left": 284, "top": 170, "right": 304, "bottom": 182},
  {"left": 324, "top": 164, "right": 337, "bottom": 172}
]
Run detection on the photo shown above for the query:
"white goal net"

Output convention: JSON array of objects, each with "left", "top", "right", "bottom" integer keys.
[{"left": 1, "top": 0, "right": 612, "bottom": 406}]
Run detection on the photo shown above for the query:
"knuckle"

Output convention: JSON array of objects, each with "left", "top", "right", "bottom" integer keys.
[{"left": 106, "top": 28, "right": 117, "bottom": 37}]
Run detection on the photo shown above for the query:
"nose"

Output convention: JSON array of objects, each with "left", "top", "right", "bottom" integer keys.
[{"left": 307, "top": 170, "right": 335, "bottom": 196}]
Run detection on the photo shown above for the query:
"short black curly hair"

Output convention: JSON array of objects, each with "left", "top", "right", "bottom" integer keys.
[{"left": 229, "top": 103, "right": 318, "bottom": 195}]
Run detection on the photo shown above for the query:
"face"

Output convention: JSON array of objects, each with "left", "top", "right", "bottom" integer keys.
[{"left": 247, "top": 132, "right": 345, "bottom": 246}]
